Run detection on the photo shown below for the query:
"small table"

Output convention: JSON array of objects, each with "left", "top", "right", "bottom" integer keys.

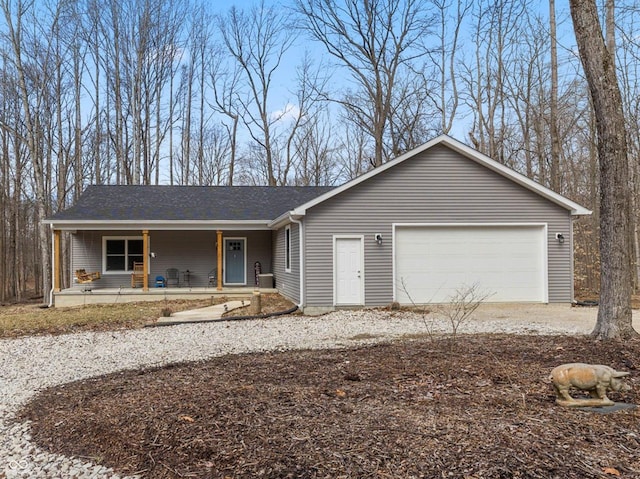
[{"left": 182, "top": 270, "right": 191, "bottom": 287}]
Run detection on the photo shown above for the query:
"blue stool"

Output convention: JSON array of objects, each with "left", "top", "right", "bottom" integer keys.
[{"left": 155, "top": 275, "right": 166, "bottom": 287}]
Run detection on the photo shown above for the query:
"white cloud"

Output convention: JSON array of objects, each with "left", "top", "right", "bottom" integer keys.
[{"left": 270, "top": 103, "right": 300, "bottom": 123}]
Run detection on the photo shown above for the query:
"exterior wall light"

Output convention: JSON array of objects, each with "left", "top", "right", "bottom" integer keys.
[
  {"left": 555, "top": 233, "right": 565, "bottom": 244},
  {"left": 375, "top": 233, "right": 383, "bottom": 245}
]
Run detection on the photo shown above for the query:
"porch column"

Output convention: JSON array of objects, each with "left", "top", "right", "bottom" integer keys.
[
  {"left": 216, "top": 230, "right": 222, "bottom": 290},
  {"left": 143, "top": 230, "right": 149, "bottom": 291},
  {"left": 53, "top": 229, "right": 61, "bottom": 292}
]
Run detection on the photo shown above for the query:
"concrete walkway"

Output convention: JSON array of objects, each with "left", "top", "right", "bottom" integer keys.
[
  {"left": 154, "top": 301, "right": 640, "bottom": 330},
  {"left": 157, "top": 300, "right": 249, "bottom": 323}
]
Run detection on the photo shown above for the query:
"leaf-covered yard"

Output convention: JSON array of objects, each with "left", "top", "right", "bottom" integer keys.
[{"left": 20, "top": 334, "right": 640, "bottom": 479}]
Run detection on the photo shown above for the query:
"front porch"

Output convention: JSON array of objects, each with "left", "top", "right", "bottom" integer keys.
[
  {"left": 51, "top": 228, "right": 279, "bottom": 307},
  {"left": 54, "top": 285, "right": 279, "bottom": 307}
]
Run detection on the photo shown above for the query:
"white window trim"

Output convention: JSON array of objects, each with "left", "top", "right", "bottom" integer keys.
[
  {"left": 284, "top": 225, "right": 292, "bottom": 273},
  {"left": 102, "top": 236, "right": 145, "bottom": 274}
]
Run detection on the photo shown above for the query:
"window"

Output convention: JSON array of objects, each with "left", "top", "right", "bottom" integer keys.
[
  {"left": 285, "top": 225, "right": 291, "bottom": 272},
  {"left": 228, "top": 240, "right": 242, "bottom": 251},
  {"left": 104, "top": 237, "right": 144, "bottom": 272}
]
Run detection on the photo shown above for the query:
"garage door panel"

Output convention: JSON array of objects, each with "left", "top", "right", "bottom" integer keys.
[{"left": 395, "top": 225, "right": 546, "bottom": 303}]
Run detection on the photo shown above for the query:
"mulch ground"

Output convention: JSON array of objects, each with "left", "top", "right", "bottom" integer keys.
[{"left": 18, "top": 333, "right": 640, "bottom": 479}]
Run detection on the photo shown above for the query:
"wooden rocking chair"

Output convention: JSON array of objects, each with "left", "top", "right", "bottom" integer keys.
[
  {"left": 131, "top": 261, "right": 145, "bottom": 288},
  {"left": 75, "top": 269, "right": 101, "bottom": 284}
]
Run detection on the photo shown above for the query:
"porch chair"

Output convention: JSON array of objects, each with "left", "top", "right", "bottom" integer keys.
[
  {"left": 131, "top": 262, "right": 145, "bottom": 288},
  {"left": 75, "top": 269, "right": 101, "bottom": 283},
  {"left": 166, "top": 268, "right": 179, "bottom": 287},
  {"left": 208, "top": 269, "right": 217, "bottom": 287}
]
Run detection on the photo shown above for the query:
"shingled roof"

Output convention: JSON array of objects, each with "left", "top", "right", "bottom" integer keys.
[{"left": 46, "top": 185, "right": 335, "bottom": 222}]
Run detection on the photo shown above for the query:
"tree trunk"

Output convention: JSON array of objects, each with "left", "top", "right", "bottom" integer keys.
[
  {"left": 549, "top": 0, "right": 561, "bottom": 192},
  {"left": 569, "top": 0, "right": 637, "bottom": 339}
]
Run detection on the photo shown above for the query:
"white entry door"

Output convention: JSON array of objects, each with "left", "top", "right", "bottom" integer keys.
[{"left": 335, "top": 237, "right": 364, "bottom": 305}]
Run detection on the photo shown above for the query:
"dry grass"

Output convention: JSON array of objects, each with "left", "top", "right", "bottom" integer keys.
[
  {"left": 0, "top": 299, "right": 213, "bottom": 339},
  {"left": 0, "top": 294, "right": 296, "bottom": 339}
]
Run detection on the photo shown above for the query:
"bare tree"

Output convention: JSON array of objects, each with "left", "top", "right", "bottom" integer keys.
[
  {"left": 209, "top": 50, "right": 241, "bottom": 185},
  {"left": 336, "top": 121, "right": 372, "bottom": 181},
  {"left": 293, "top": 112, "right": 340, "bottom": 186},
  {"left": 217, "top": 1, "right": 295, "bottom": 186},
  {"left": 429, "top": 0, "right": 471, "bottom": 135},
  {"left": 569, "top": 0, "right": 637, "bottom": 339},
  {"left": 295, "top": 0, "right": 433, "bottom": 167},
  {"left": 548, "top": 0, "right": 561, "bottom": 192},
  {"left": 388, "top": 74, "right": 436, "bottom": 155},
  {"left": 177, "top": 50, "right": 194, "bottom": 183},
  {"left": 0, "top": 0, "right": 55, "bottom": 299},
  {"left": 465, "top": 0, "right": 527, "bottom": 163},
  {"left": 198, "top": 124, "right": 232, "bottom": 186},
  {"left": 617, "top": 4, "right": 640, "bottom": 292}
]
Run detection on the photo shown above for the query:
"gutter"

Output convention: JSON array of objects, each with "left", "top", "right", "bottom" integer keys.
[
  {"left": 44, "top": 219, "right": 273, "bottom": 231},
  {"left": 289, "top": 213, "right": 305, "bottom": 311},
  {"left": 48, "top": 225, "right": 54, "bottom": 308}
]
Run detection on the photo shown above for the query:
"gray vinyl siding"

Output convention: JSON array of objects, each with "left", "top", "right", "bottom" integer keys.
[
  {"left": 71, "top": 230, "right": 272, "bottom": 288},
  {"left": 303, "top": 144, "right": 574, "bottom": 307},
  {"left": 273, "top": 223, "right": 300, "bottom": 303},
  {"left": 70, "top": 231, "right": 103, "bottom": 282}
]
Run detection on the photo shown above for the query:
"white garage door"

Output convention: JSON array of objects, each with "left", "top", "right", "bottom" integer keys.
[{"left": 395, "top": 225, "right": 547, "bottom": 303}]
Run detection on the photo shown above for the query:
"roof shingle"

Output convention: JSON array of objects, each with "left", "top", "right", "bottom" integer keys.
[{"left": 47, "top": 185, "right": 335, "bottom": 222}]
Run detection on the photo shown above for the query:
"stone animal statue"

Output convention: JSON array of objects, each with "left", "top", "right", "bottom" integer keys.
[{"left": 550, "top": 363, "right": 631, "bottom": 407}]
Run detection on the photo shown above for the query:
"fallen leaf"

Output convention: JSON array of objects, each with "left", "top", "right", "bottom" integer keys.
[
  {"left": 336, "top": 389, "right": 346, "bottom": 397},
  {"left": 603, "top": 467, "right": 621, "bottom": 476},
  {"left": 179, "top": 415, "right": 195, "bottom": 423}
]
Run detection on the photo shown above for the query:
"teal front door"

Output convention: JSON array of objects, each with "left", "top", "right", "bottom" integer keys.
[{"left": 224, "top": 238, "right": 246, "bottom": 285}]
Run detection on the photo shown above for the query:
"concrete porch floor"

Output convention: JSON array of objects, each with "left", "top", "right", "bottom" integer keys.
[{"left": 53, "top": 286, "right": 278, "bottom": 307}]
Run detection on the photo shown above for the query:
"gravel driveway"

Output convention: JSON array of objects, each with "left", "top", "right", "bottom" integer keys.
[{"left": 0, "top": 304, "right": 636, "bottom": 478}]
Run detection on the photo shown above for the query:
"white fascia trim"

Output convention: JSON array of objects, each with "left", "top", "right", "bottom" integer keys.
[
  {"left": 269, "top": 212, "right": 303, "bottom": 229},
  {"left": 43, "top": 220, "right": 272, "bottom": 231},
  {"left": 269, "top": 213, "right": 291, "bottom": 229},
  {"left": 290, "top": 135, "right": 591, "bottom": 217}
]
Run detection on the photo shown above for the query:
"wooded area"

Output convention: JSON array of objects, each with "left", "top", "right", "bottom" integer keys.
[{"left": 0, "top": 0, "right": 638, "bottom": 303}]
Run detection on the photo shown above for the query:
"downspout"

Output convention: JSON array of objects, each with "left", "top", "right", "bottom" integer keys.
[
  {"left": 48, "top": 224, "right": 55, "bottom": 307},
  {"left": 289, "top": 214, "right": 304, "bottom": 311}
]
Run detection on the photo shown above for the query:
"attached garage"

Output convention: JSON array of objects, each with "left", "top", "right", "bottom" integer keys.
[
  {"left": 271, "top": 135, "right": 590, "bottom": 313},
  {"left": 394, "top": 224, "right": 548, "bottom": 304}
]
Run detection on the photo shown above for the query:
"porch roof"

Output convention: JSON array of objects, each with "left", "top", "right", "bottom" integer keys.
[{"left": 45, "top": 185, "right": 335, "bottom": 228}]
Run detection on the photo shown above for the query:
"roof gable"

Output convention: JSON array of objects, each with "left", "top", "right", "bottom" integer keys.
[{"left": 288, "top": 135, "right": 591, "bottom": 217}]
